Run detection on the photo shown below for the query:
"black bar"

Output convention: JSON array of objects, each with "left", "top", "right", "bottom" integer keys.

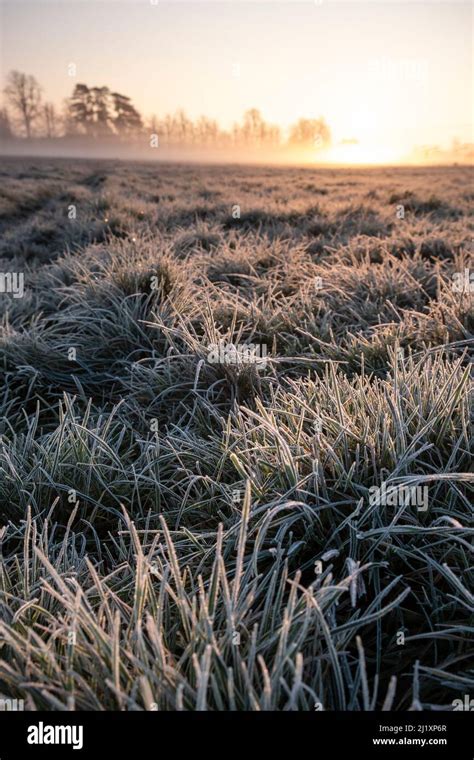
[{"left": 0, "top": 710, "right": 471, "bottom": 758}]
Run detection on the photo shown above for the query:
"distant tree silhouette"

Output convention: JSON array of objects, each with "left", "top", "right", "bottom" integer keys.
[
  {"left": 199, "top": 116, "right": 222, "bottom": 146},
  {"left": 231, "top": 108, "right": 281, "bottom": 148},
  {"left": 67, "top": 84, "right": 94, "bottom": 135},
  {"left": 67, "top": 84, "right": 143, "bottom": 137},
  {"left": 148, "top": 114, "right": 159, "bottom": 133},
  {"left": 111, "top": 92, "right": 143, "bottom": 135},
  {"left": 1, "top": 70, "right": 337, "bottom": 155},
  {"left": 288, "top": 118, "right": 331, "bottom": 149},
  {"left": 0, "top": 108, "right": 13, "bottom": 139},
  {"left": 262, "top": 123, "right": 281, "bottom": 147},
  {"left": 89, "top": 87, "right": 113, "bottom": 136},
  {"left": 173, "top": 109, "right": 193, "bottom": 144},
  {"left": 242, "top": 108, "right": 265, "bottom": 144},
  {"left": 3, "top": 70, "right": 42, "bottom": 138},
  {"left": 43, "top": 102, "right": 59, "bottom": 138}
]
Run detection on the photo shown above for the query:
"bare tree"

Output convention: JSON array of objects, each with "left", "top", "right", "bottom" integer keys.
[
  {"left": 242, "top": 108, "right": 264, "bottom": 144},
  {"left": 229, "top": 109, "right": 280, "bottom": 148},
  {"left": 0, "top": 108, "right": 13, "bottom": 139},
  {"left": 3, "top": 70, "right": 42, "bottom": 138},
  {"left": 173, "top": 109, "right": 193, "bottom": 144},
  {"left": 43, "top": 102, "right": 59, "bottom": 138},
  {"left": 196, "top": 116, "right": 219, "bottom": 146},
  {"left": 288, "top": 118, "right": 331, "bottom": 149}
]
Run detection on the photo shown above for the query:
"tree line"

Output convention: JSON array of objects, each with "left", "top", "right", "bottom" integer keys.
[{"left": 1, "top": 70, "right": 331, "bottom": 150}]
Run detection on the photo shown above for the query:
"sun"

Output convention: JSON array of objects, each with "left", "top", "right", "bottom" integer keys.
[{"left": 324, "top": 142, "right": 401, "bottom": 166}]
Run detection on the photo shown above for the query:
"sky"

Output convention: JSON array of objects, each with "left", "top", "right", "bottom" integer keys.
[{"left": 0, "top": 0, "right": 472, "bottom": 163}]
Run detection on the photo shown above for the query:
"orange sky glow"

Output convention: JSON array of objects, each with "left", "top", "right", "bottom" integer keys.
[{"left": 1, "top": 0, "right": 472, "bottom": 165}]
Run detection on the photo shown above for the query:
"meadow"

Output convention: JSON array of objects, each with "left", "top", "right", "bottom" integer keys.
[{"left": 0, "top": 157, "right": 472, "bottom": 710}]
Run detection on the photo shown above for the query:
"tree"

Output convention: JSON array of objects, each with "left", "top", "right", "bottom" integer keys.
[
  {"left": 288, "top": 118, "right": 331, "bottom": 149},
  {"left": 89, "top": 87, "right": 113, "bottom": 136},
  {"left": 43, "top": 102, "right": 59, "bottom": 138},
  {"left": 67, "top": 85, "right": 142, "bottom": 138},
  {"left": 265, "top": 124, "right": 282, "bottom": 147},
  {"left": 173, "top": 109, "right": 193, "bottom": 144},
  {"left": 147, "top": 114, "right": 159, "bottom": 142},
  {"left": 3, "top": 70, "right": 42, "bottom": 138},
  {"left": 195, "top": 116, "right": 219, "bottom": 146},
  {"left": 111, "top": 92, "right": 143, "bottom": 136},
  {"left": 243, "top": 108, "right": 264, "bottom": 144},
  {"left": 232, "top": 109, "right": 280, "bottom": 147},
  {"left": 67, "top": 84, "right": 94, "bottom": 134},
  {"left": 67, "top": 84, "right": 113, "bottom": 136},
  {"left": 0, "top": 108, "right": 13, "bottom": 139},
  {"left": 163, "top": 114, "right": 175, "bottom": 143}
]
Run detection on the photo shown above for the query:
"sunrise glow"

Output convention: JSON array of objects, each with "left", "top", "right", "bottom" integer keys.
[{"left": 1, "top": 1, "right": 472, "bottom": 165}]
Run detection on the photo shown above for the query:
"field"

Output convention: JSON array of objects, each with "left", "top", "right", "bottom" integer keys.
[{"left": 0, "top": 157, "right": 472, "bottom": 711}]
